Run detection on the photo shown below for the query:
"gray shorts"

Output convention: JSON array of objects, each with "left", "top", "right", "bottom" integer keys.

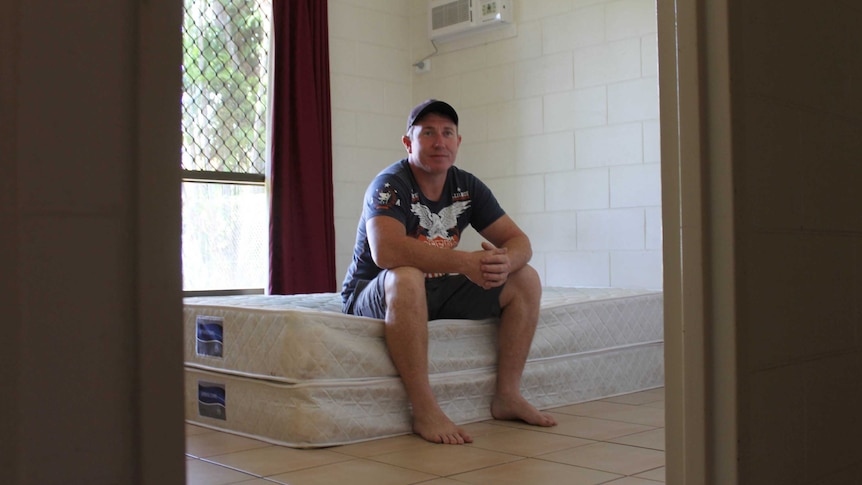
[{"left": 344, "top": 271, "right": 503, "bottom": 321}]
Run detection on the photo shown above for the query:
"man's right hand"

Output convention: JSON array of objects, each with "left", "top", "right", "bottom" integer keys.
[{"left": 465, "top": 242, "right": 510, "bottom": 289}]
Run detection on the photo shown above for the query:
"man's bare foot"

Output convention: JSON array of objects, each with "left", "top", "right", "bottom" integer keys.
[
  {"left": 413, "top": 410, "right": 473, "bottom": 444},
  {"left": 491, "top": 395, "right": 557, "bottom": 427}
]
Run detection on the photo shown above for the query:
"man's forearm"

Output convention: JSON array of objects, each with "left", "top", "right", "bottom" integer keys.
[
  {"left": 497, "top": 235, "right": 532, "bottom": 273},
  {"left": 372, "top": 235, "right": 474, "bottom": 274}
]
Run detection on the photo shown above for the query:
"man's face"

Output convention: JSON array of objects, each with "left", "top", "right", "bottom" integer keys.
[{"left": 403, "top": 113, "right": 461, "bottom": 175}]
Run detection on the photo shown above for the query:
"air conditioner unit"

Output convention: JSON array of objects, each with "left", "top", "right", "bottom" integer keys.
[{"left": 429, "top": 0, "right": 513, "bottom": 42}]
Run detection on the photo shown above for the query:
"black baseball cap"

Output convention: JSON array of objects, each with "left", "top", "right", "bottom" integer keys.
[{"left": 406, "top": 99, "right": 459, "bottom": 133}]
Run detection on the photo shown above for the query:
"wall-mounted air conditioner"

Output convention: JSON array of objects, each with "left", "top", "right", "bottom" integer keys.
[{"left": 429, "top": 0, "right": 513, "bottom": 42}]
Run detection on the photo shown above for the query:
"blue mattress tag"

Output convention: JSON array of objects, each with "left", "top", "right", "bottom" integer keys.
[
  {"left": 198, "top": 381, "right": 226, "bottom": 420},
  {"left": 196, "top": 315, "right": 224, "bottom": 357}
]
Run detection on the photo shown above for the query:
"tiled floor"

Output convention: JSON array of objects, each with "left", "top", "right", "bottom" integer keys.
[{"left": 186, "top": 387, "right": 665, "bottom": 485}]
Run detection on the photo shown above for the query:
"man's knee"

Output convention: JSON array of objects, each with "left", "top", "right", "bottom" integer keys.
[
  {"left": 382, "top": 267, "right": 428, "bottom": 322},
  {"left": 384, "top": 266, "right": 425, "bottom": 288},
  {"left": 383, "top": 266, "right": 427, "bottom": 304},
  {"left": 511, "top": 264, "right": 541, "bottom": 291},
  {"left": 501, "top": 265, "right": 541, "bottom": 306}
]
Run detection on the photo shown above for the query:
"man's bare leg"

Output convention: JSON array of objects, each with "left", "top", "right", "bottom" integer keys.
[
  {"left": 383, "top": 267, "right": 473, "bottom": 444},
  {"left": 491, "top": 265, "right": 557, "bottom": 427}
]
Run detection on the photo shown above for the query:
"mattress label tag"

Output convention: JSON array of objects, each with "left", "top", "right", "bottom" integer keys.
[
  {"left": 196, "top": 315, "right": 224, "bottom": 357},
  {"left": 198, "top": 381, "right": 226, "bottom": 420}
]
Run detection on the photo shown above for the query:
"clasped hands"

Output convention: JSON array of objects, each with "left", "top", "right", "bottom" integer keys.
[{"left": 466, "top": 242, "right": 511, "bottom": 290}]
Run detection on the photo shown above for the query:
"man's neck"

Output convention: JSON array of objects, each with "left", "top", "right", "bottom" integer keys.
[{"left": 409, "top": 163, "right": 447, "bottom": 202}]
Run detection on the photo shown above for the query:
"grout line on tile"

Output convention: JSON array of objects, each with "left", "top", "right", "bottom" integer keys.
[{"left": 197, "top": 457, "right": 266, "bottom": 479}]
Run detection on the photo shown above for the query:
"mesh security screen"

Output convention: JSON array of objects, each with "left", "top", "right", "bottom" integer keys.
[
  {"left": 182, "top": 0, "right": 271, "bottom": 175},
  {"left": 181, "top": 0, "right": 271, "bottom": 292}
]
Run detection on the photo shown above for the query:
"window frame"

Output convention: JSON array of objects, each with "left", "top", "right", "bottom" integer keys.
[
  {"left": 180, "top": 0, "right": 272, "bottom": 297},
  {"left": 181, "top": 171, "right": 268, "bottom": 297}
]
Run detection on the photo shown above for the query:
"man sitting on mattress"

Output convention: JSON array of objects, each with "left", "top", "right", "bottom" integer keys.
[{"left": 341, "top": 99, "right": 557, "bottom": 445}]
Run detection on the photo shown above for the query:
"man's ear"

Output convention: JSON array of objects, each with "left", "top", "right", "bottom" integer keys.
[{"left": 402, "top": 134, "right": 412, "bottom": 152}]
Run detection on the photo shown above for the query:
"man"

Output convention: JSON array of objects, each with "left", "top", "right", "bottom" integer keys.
[{"left": 341, "top": 99, "right": 556, "bottom": 444}]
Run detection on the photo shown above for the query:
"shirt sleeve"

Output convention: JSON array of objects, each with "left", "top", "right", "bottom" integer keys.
[
  {"left": 363, "top": 173, "right": 411, "bottom": 227},
  {"left": 466, "top": 174, "right": 505, "bottom": 232}
]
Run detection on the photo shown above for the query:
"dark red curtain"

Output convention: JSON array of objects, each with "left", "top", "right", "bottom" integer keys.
[{"left": 268, "top": 0, "right": 336, "bottom": 294}]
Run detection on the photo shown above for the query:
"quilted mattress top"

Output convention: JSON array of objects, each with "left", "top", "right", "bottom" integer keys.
[
  {"left": 185, "top": 286, "right": 657, "bottom": 313},
  {"left": 184, "top": 287, "right": 662, "bottom": 383}
]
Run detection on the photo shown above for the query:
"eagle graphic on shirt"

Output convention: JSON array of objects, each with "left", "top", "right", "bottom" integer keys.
[{"left": 411, "top": 200, "right": 470, "bottom": 246}]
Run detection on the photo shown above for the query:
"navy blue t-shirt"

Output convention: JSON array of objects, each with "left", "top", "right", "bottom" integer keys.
[{"left": 341, "top": 159, "right": 505, "bottom": 303}]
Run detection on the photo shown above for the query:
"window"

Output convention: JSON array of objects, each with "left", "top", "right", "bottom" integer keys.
[{"left": 181, "top": 0, "right": 272, "bottom": 294}]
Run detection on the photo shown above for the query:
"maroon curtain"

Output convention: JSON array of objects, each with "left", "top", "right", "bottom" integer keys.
[{"left": 268, "top": 0, "right": 336, "bottom": 294}]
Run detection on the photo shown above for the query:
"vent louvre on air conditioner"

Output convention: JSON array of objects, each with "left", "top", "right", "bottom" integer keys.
[
  {"left": 431, "top": 0, "right": 470, "bottom": 31},
  {"left": 429, "top": 0, "right": 512, "bottom": 42}
]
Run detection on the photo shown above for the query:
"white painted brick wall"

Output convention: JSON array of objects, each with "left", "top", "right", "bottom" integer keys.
[
  {"left": 575, "top": 123, "right": 643, "bottom": 168},
  {"left": 574, "top": 38, "right": 642, "bottom": 88},
  {"left": 546, "top": 168, "right": 610, "bottom": 211},
  {"left": 545, "top": 87, "right": 608, "bottom": 131},
  {"left": 330, "top": 0, "right": 662, "bottom": 290}
]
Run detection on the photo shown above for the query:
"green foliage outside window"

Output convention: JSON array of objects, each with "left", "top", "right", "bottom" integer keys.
[
  {"left": 180, "top": 0, "right": 271, "bottom": 293},
  {"left": 182, "top": 0, "right": 271, "bottom": 175}
]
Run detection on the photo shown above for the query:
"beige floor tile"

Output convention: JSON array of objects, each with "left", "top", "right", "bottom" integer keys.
[
  {"left": 553, "top": 400, "right": 644, "bottom": 417},
  {"left": 186, "top": 424, "right": 215, "bottom": 436},
  {"left": 602, "top": 389, "right": 665, "bottom": 406},
  {"left": 468, "top": 427, "right": 594, "bottom": 457},
  {"left": 371, "top": 442, "right": 521, "bottom": 476},
  {"left": 333, "top": 434, "right": 434, "bottom": 458},
  {"left": 186, "top": 459, "right": 257, "bottom": 485},
  {"left": 604, "top": 477, "right": 664, "bottom": 484},
  {"left": 635, "top": 466, "right": 666, "bottom": 482},
  {"left": 534, "top": 415, "right": 656, "bottom": 441},
  {"left": 461, "top": 421, "right": 516, "bottom": 438},
  {"left": 610, "top": 428, "right": 665, "bottom": 451},
  {"left": 204, "top": 445, "right": 351, "bottom": 477},
  {"left": 540, "top": 442, "right": 665, "bottom": 476},
  {"left": 554, "top": 401, "right": 665, "bottom": 427},
  {"left": 186, "top": 432, "right": 270, "bottom": 458},
  {"left": 266, "top": 458, "right": 436, "bottom": 485},
  {"left": 413, "top": 479, "right": 468, "bottom": 485},
  {"left": 183, "top": 388, "right": 667, "bottom": 484},
  {"left": 451, "top": 458, "right": 622, "bottom": 485},
  {"left": 600, "top": 406, "right": 665, "bottom": 427}
]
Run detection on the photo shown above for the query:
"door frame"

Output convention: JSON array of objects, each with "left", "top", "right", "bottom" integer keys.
[{"left": 658, "top": 0, "right": 738, "bottom": 483}]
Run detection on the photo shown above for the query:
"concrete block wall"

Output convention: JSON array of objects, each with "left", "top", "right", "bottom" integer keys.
[{"left": 329, "top": 0, "right": 661, "bottom": 290}]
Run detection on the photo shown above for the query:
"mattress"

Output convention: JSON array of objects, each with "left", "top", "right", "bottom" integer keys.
[{"left": 184, "top": 287, "right": 664, "bottom": 448}]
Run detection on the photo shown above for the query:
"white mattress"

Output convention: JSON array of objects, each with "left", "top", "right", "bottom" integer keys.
[{"left": 184, "top": 287, "right": 663, "bottom": 448}]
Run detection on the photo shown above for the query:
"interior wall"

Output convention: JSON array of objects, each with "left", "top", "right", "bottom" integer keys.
[
  {"left": 329, "top": 0, "right": 662, "bottom": 290},
  {"left": 0, "top": 0, "right": 21, "bottom": 479},
  {"left": 5, "top": 1, "right": 856, "bottom": 483},
  {"left": 661, "top": 0, "right": 862, "bottom": 482},
  {"left": 729, "top": 0, "right": 862, "bottom": 482},
  {"left": 328, "top": 0, "right": 414, "bottom": 289},
  {"left": 1, "top": 0, "right": 185, "bottom": 483}
]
